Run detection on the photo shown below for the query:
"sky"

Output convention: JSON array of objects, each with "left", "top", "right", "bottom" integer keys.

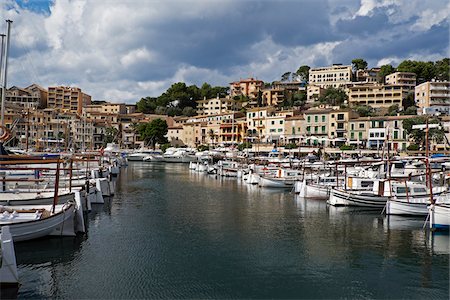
[{"left": 1, "top": 0, "right": 449, "bottom": 103}]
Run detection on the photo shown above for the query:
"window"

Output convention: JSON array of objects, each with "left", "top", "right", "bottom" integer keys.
[
  {"left": 394, "top": 131, "right": 398, "bottom": 139},
  {"left": 292, "top": 128, "right": 295, "bottom": 134},
  {"left": 322, "top": 116, "right": 325, "bottom": 122},
  {"left": 307, "top": 116, "right": 311, "bottom": 122},
  {"left": 306, "top": 126, "right": 311, "bottom": 132},
  {"left": 351, "top": 124, "right": 355, "bottom": 130},
  {"left": 270, "top": 129, "right": 276, "bottom": 132},
  {"left": 279, "top": 120, "right": 283, "bottom": 124},
  {"left": 351, "top": 132, "right": 354, "bottom": 139},
  {"left": 359, "top": 123, "right": 365, "bottom": 129},
  {"left": 359, "top": 132, "right": 363, "bottom": 139},
  {"left": 314, "top": 126, "right": 318, "bottom": 133},
  {"left": 271, "top": 121, "right": 275, "bottom": 125},
  {"left": 321, "top": 126, "right": 326, "bottom": 132},
  {"left": 278, "top": 129, "right": 282, "bottom": 132},
  {"left": 314, "top": 116, "right": 318, "bottom": 122}
]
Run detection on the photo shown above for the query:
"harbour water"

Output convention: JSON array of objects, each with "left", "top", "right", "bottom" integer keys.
[{"left": 15, "top": 163, "right": 449, "bottom": 298}]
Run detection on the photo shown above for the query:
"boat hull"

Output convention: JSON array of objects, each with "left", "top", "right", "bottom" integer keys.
[
  {"left": 429, "top": 204, "right": 450, "bottom": 230},
  {"left": 386, "top": 199, "right": 428, "bottom": 216},
  {"left": 328, "top": 189, "right": 387, "bottom": 208}
]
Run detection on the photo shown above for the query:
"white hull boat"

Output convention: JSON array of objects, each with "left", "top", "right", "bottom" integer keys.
[
  {"left": 328, "top": 188, "right": 388, "bottom": 208},
  {"left": 386, "top": 198, "right": 428, "bottom": 216},
  {"left": 429, "top": 203, "right": 450, "bottom": 230},
  {"left": 0, "top": 202, "right": 76, "bottom": 242},
  {"left": 0, "top": 226, "right": 18, "bottom": 288},
  {"left": 258, "top": 176, "right": 294, "bottom": 188}
]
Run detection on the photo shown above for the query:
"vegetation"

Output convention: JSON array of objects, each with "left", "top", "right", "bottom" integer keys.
[
  {"left": 237, "top": 142, "right": 252, "bottom": 151},
  {"left": 319, "top": 87, "right": 348, "bottom": 106},
  {"left": 403, "top": 116, "right": 444, "bottom": 147},
  {"left": 104, "top": 127, "right": 119, "bottom": 146},
  {"left": 340, "top": 144, "right": 355, "bottom": 151},
  {"left": 137, "top": 118, "right": 168, "bottom": 149},
  {"left": 351, "top": 58, "right": 368, "bottom": 71},
  {"left": 136, "top": 82, "right": 228, "bottom": 116},
  {"left": 377, "top": 64, "right": 395, "bottom": 83},
  {"left": 295, "top": 65, "right": 310, "bottom": 82},
  {"left": 406, "top": 144, "right": 420, "bottom": 151},
  {"left": 197, "top": 144, "right": 209, "bottom": 152},
  {"left": 284, "top": 143, "right": 298, "bottom": 149},
  {"left": 354, "top": 105, "right": 375, "bottom": 117}
]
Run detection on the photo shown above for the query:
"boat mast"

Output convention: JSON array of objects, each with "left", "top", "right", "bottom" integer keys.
[{"left": 0, "top": 20, "right": 12, "bottom": 129}]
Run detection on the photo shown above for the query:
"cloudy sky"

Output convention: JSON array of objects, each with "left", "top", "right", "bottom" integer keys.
[{"left": 1, "top": 0, "right": 449, "bottom": 103}]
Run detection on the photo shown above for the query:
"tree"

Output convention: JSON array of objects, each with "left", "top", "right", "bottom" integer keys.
[
  {"left": 355, "top": 105, "right": 374, "bottom": 117},
  {"left": 281, "top": 72, "right": 291, "bottom": 82},
  {"left": 295, "top": 65, "right": 310, "bottom": 83},
  {"left": 377, "top": 64, "right": 395, "bottom": 83},
  {"left": 403, "top": 116, "right": 444, "bottom": 148},
  {"left": 137, "top": 118, "right": 168, "bottom": 149},
  {"left": 136, "top": 97, "right": 157, "bottom": 113},
  {"left": 104, "top": 127, "right": 118, "bottom": 146},
  {"left": 397, "top": 60, "right": 435, "bottom": 84},
  {"left": 435, "top": 58, "right": 450, "bottom": 81},
  {"left": 319, "top": 87, "right": 348, "bottom": 106},
  {"left": 402, "top": 92, "right": 415, "bottom": 110},
  {"left": 182, "top": 106, "right": 196, "bottom": 116},
  {"left": 387, "top": 104, "right": 400, "bottom": 116},
  {"left": 403, "top": 106, "right": 417, "bottom": 115},
  {"left": 351, "top": 58, "right": 368, "bottom": 71}
]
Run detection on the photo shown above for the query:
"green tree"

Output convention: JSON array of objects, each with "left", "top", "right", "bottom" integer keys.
[
  {"left": 182, "top": 106, "right": 197, "bottom": 116},
  {"left": 355, "top": 105, "right": 374, "bottom": 117},
  {"left": 136, "top": 97, "right": 157, "bottom": 113},
  {"left": 377, "top": 64, "right": 395, "bottom": 83},
  {"left": 397, "top": 60, "right": 435, "bottom": 84},
  {"left": 281, "top": 72, "right": 291, "bottom": 82},
  {"left": 387, "top": 104, "right": 400, "bottom": 116},
  {"left": 402, "top": 92, "right": 415, "bottom": 110},
  {"left": 351, "top": 58, "right": 368, "bottom": 71},
  {"left": 435, "top": 58, "right": 450, "bottom": 81},
  {"left": 137, "top": 118, "right": 168, "bottom": 149},
  {"left": 403, "top": 116, "right": 444, "bottom": 148},
  {"left": 319, "top": 87, "right": 348, "bottom": 106},
  {"left": 104, "top": 127, "right": 118, "bottom": 146},
  {"left": 403, "top": 106, "right": 417, "bottom": 115},
  {"left": 295, "top": 65, "right": 310, "bottom": 82}
]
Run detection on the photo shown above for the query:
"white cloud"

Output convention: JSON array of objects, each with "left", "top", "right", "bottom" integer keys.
[
  {"left": 1, "top": 0, "right": 448, "bottom": 104},
  {"left": 120, "top": 48, "right": 156, "bottom": 67}
]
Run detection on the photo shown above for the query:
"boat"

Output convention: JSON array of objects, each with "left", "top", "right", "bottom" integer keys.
[
  {"left": 0, "top": 202, "right": 76, "bottom": 242},
  {"left": 429, "top": 201, "right": 450, "bottom": 230},
  {"left": 0, "top": 226, "right": 19, "bottom": 291},
  {"left": 328, "top": 177, "right": 387, "bottom": 208}
]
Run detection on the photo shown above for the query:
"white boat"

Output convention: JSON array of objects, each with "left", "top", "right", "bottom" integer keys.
[
  {"left": 385, "top": 182, "right": 447, "bottom": 216},
  {"left": 258, "top": 176, "right": 294, "bottom": 188},
  {"left": 0, "top": 189, "right": 75, "bottom": 206},
  {"left": 0, "top": 226, "right": 18, "bottom": 289},
  {"left": 0, "top": 202, "right": 76, "bottom": 242},
  {"left": 328, "top": 188, "right": 388, "bottom": 208},
  {"left": 429, "top": 202, "right": 450, "bottom": 230},
  {"left": 128, "top": 149, "right": 162, "bottom": 161},
  {"left": 298, "top": 175, "right": 341, "bottom": 199}
]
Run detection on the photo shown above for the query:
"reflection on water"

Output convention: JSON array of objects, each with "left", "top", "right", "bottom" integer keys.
[{"left": 13, "top": 163, "right": 449, "bottom": 299}]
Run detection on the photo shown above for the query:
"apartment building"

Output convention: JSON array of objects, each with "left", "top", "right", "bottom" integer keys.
[
  {"left": 47, "top": 86, "right": 92, "bottom": 115},
  {"left": 219, "top": 117, "right": 246, "bottom": 145},
  {"left": 385, "top": 72, "right": 416, "bottom": 90},
  {"left": 262, "top": 87, "right": 285, "bottom": 106},
  {"left": 6, "top": 84, "right": 48, "bottom": 109},
  {"left": 348, "top": 84, "right": 408, "bottom": 108},
  {"left": 284, "top": 116, "right": 305, "bottom": 144},
  {"left": 415, "top": 81, "right": 450, "bottom": 115},
  {"left": 328, "top": 109, "right": 355, "bottom": 145},
  {"left": 348, "top": 118, "right": 368, "bottom": 147},
  {"left": 85, "top": 103, "right": 127, "bottom": 115},
  {"left": 246, "top": 107, "right": 277, "bottom": 141},
  {"left": 355, "top": 68, "right": 380, "bottom": 83},
  {"left": 306, "top": 84, "right": 325, "bottom": 103},
  {"left": 309, "top": 64, "right": 352, "bottom": 89},
  {"left": 167, "top": 126, "right": 185, "bottom": 147},
  {"left": 303, "top": 108, "right": 332, "bottom": 146},
  {"left": 196, "top": 97, "right": 241, "bottom": 116},
  {"left": 230, "top": 78, "right": 264, "bottom": 99}
]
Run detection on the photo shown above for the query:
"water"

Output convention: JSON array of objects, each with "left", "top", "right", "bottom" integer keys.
[{"left": 14, "top": 163, "right": 449, "bottom": 299}]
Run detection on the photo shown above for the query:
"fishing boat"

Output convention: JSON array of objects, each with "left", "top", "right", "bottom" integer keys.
[
  {"left": 328, "top": 177, "right": 387, "bottom": 208},
  {"left": 0, "top": 202, "right": 76, "bottom": 242},
  {"left": 0, "top": 226, "right": 19, "bottom": 290},
  {"left": 429, "top": 201, "right": 450, "bottom": 230}
]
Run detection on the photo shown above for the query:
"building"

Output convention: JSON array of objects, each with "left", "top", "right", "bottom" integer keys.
[
  {"left": 355, "top": 68, "right": 380, "bottom": 83},
  {"left": 309, "top": 64, "right": 352, "bottom": 89},
  {"left": 348, "top": 84, "right": 408, "bottom": 108},
  {"left": 306, "top": 84, "right": 325, "bottom": 103},
  {"left": 284, "top": 115, "right": 305, "bottom": 144},
  {"left": 196, "top": 97, "right": 241, "bottom": 116},
  {"left": 415, "top": 81, "right": 450, "bottom": 115},
  {"left": 5, "top": 84, "right": 48, "bottom": 109},
  {"left": 262, "top": 87, "right": 285, "bottom": 106},
  {"left": 385, "top": 72, "right": 416, "bottom": 90},
  {"left": 328, "top": 109, "right": 355, "bottom": 146},
  {"left": 85, "top": 103, "right": 127, "bottom": 115},
  {"left": 47, "top": 86, "right": 92, "bottom": 115},
  {"left": 303, "top": 108, "right": 333, "bottom": 146},
  {"left": 229, "top": 78, "right": 264, "bottom": 99}
]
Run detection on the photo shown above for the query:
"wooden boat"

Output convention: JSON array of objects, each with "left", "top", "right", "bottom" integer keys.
[
  {"left": 0, "top": 202, "right": 76, "bottom": 242},
  {"left": 328, "top": 188, "right": 388, "bottom": 208},
  {"left": 0, "top": 226, "right": 19, "bottom": 289},
  {"left": 429, "top": 202, "right": 450, "bottom": 230}
]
